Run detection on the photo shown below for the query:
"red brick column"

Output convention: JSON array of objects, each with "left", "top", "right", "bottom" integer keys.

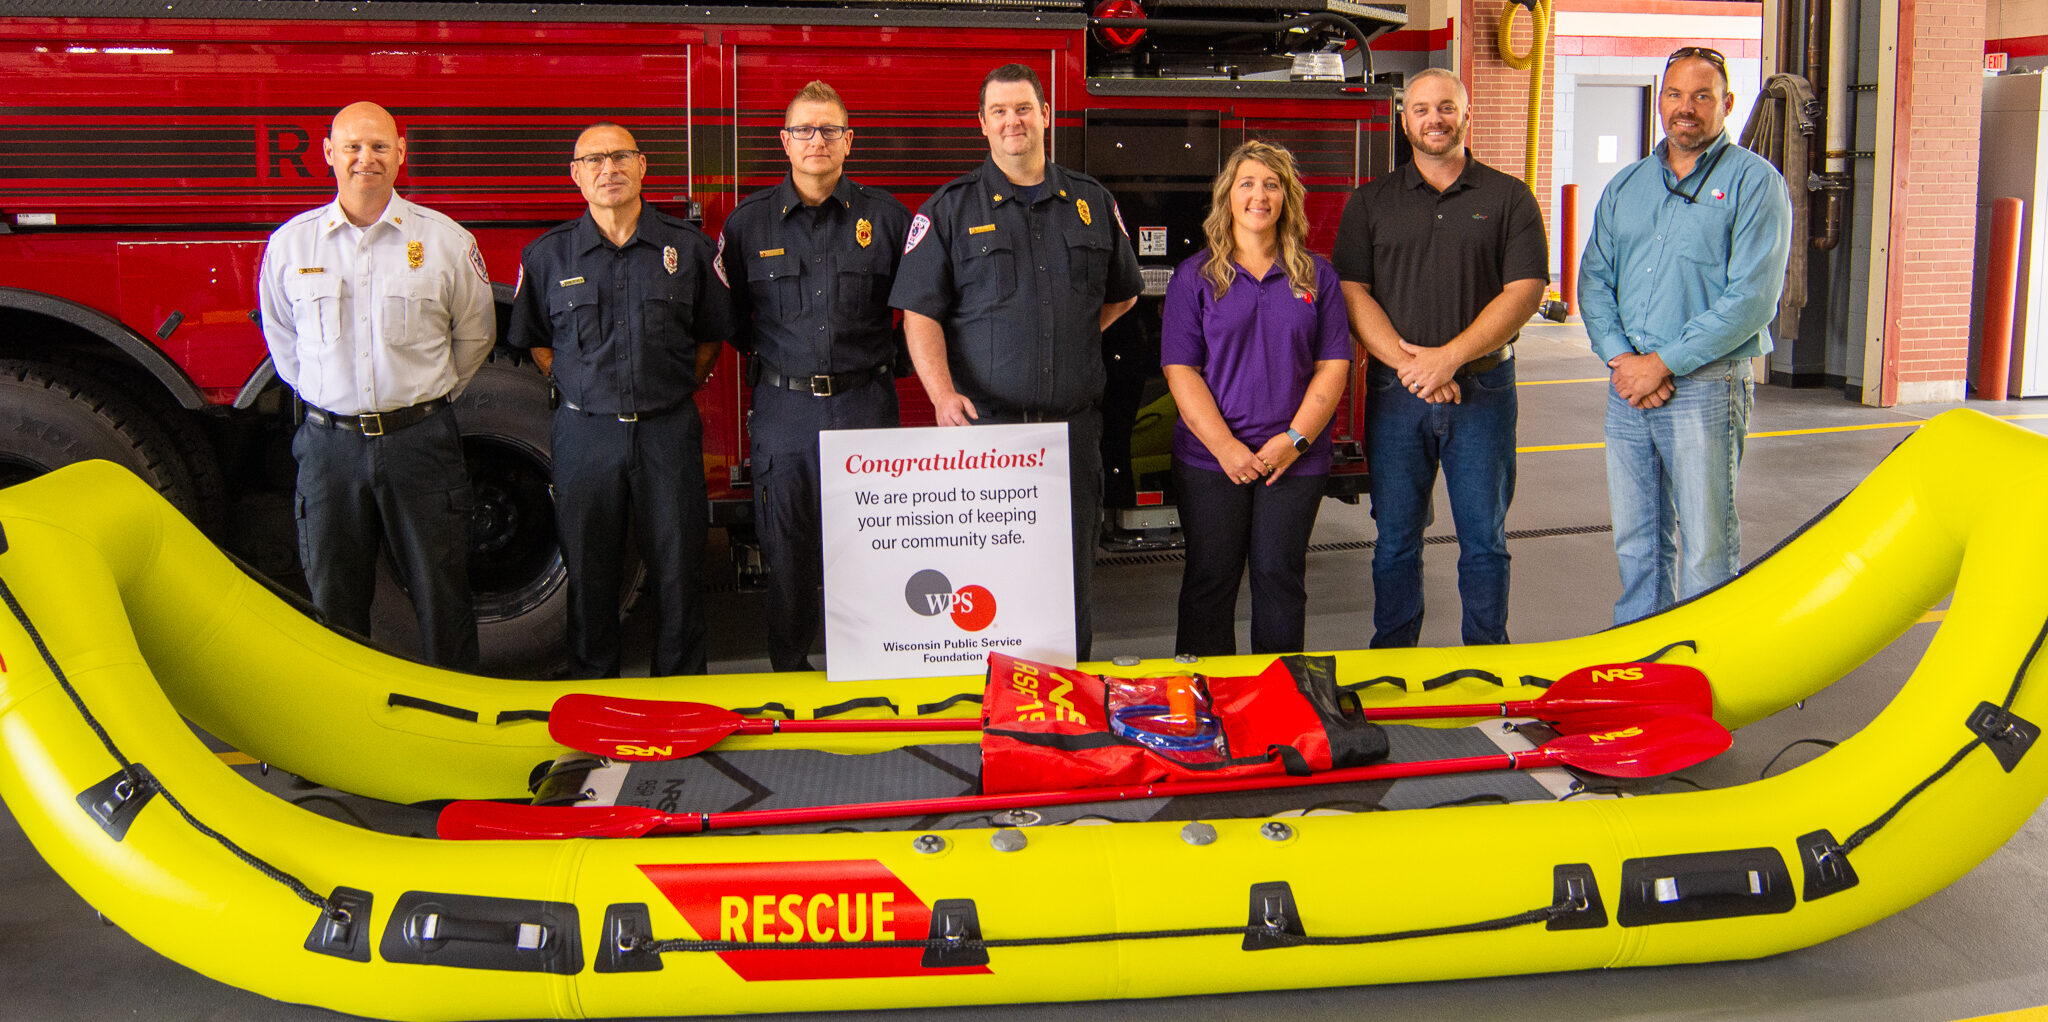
[
  {"left": 1882, "top": 0, "right": 1984, "bottom": 404},
  {"left": 1460, "top": 0, "right": 1555, "bottom": 229}
]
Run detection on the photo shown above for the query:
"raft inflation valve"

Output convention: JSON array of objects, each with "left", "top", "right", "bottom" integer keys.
[
  {"left": 991, "top": 829, "right": 1027, "bottom": 852},
  {"left": 912, "top": 834, "right": 948, "bottom": 854},
  {"left": 1966, "top": 701, "right": 2039, "bottom": 772},
  {"left": 1261, "top": 821, "right": 1295, "bottom": 842}
]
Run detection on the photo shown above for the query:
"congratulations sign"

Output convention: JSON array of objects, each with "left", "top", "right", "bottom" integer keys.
[{"left": 820, "top": 423, "right": 1074, "bottom": 681}]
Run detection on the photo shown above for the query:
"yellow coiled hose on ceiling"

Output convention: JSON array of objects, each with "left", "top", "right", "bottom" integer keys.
[{"left": 1496, "top": 0, "right": 1551, "bottom": 188}]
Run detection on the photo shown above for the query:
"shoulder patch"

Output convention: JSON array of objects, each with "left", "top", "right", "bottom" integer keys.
[
  {"left": 713, "top": 232, "right": 729, "bottom": 288},
  {"left": 1112, "top": 200, "right": 1128, "bottom": 237},
  {"left": 468, "top": 244, "right": 489, "bottom": 285},
  {"left": 905, "top": 213, "right": 931, "bottom": 254}
]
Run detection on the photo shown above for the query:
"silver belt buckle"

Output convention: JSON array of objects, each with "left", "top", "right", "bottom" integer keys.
[
  {"left": 359, "top": 411, "right": 384, "bottom": 437},
  {"left": 809, "top": 374, "right": 834, "bottom": 397}
]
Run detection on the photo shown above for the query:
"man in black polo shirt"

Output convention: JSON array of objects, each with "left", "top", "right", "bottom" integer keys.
[
  {"left": 719, "top": 81, "right": 911, "bottom": 672},
  {"left": 1335, "top": 68, "right": 1548, "bottom": 648},
  {"left": 890, "top": 63, "right": 1144, "bottom": 661},
  {"left": 508, "top": 121, "right": 735, "bottom": 677}
]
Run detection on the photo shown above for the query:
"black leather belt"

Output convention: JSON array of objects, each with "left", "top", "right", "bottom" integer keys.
[
  {"left": 758, "top": 363, "right": 888, "bottom": 398},
  {"left": 558, "top": 397, "right": 651, "bottom": 422},
  {"left": 304, "top": 397, "right": 448, "bottom": 437},
  {"left": 1462, "top": 343, "right": 1515, "bottom": 375}
]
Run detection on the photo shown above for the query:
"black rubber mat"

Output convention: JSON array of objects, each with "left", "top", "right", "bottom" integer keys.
[{"left": 585, "top": 723, "right": 1560, "bottom": 834}]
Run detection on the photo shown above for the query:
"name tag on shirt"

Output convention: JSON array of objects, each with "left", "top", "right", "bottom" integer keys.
[
  {"left": 558, "top": 277, "right": 586, "bottom": 287},
  {"left": 968, "top": 224, "right": 997, "bottom": 235},
  {"left": 297, "top": 267, "right": 325, "bottom": 274},
  {"left": 758, "top": 248, "right": 785, "bottom": 258}
]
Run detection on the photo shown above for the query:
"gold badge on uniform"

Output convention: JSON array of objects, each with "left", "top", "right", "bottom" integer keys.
[
  {"left": 406, "top": 240, "right": 424, "bottom": 269},
  {"left": 856, "top": 218, "right": 873, "bottom": 248},
  {"left": 663, "top": 245, "right": 679, "bottom": 275},
  {"left": 1076, "top": 199, "right": 1093, "bottom": 226}
]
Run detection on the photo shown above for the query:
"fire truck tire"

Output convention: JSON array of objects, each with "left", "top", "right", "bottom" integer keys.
[
  {"left": 27, "top": 350, "right": 230, "bottom": 537},
  {"left": 0, "top": 359, "right": 206, "bottom": 522},
  {"left": 366, "top": 353, "right": 642, "bottom": 678}
]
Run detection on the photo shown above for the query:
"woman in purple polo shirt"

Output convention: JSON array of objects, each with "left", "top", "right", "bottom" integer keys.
[{"left": 1162, "top": 140, "right": 1353, "bottom": 656}]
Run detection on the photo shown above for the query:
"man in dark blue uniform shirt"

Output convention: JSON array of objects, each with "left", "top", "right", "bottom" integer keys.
[
  {"left": 719, "top": 81, "right": 911, "bottom": 671},
  {"left": 889, "top": 63, "right": 1145, "bottom": 662},
  {"left": 508, "top": 122, "right": 736, "bottom": 677}
]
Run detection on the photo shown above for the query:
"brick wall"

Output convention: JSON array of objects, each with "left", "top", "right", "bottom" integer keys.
[
  {"left": 1886, "top": 0, "right": 1984, "bottom": 404},
  {"left": 1461, "top": 0, "right": 1556, "bottom": 230}
]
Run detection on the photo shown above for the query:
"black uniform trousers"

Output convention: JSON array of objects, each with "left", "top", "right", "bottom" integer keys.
[
  {"left": 553, "top": 403, "right": 709, "bottom": 678},
  {"left": 750, "top": 377, "right": 900, "bottom": 672},
  {"left": 291, "top": 406, "right": 480, "bottom": 670},
  {"left": 1172, "top": 460, "right": 1326, "bottom": 657},
  {"left": 974, "top": 406, "right": 1102, "bottom": 662}
]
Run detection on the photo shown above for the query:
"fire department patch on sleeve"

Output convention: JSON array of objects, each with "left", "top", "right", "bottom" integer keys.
[
  {"left": 713, "top": 233, "right": 730, "bottom": 288},
  {"left": 663, "top": 244, "right": 679, "bottom": 275},
  {"left": 904, "top": 214, "right": 931, "bottom": 254},
  {"left": 468, "top": 244, "right": 489, "bottom": 284},
  {"left": 1113, "top": 200, "right": 1128, "bottom": 237},
  {"left": 513, "top": 263, "right": 524, "bottom": 297}
]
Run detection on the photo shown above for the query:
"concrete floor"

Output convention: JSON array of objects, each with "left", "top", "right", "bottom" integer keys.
[{"left": 6, "top": 322, "right": 2048, "bottom": 1021}]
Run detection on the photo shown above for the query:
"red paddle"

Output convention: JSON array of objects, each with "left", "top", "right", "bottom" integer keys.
[
  {"left": 546, "top": 662, "right": 1712, "bottom": 762},
  {"left": 441, "top": 712, "right": 1731, "bottom": 840}
]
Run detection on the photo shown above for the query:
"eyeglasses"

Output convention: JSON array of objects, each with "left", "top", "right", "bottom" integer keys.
[
  {"left": 1665, "top": 46, "right": 1727, "bottom": 70},
  {"left": 571, "top": 149, "right": 643, "bottom": 170},
  {"left": 781, "top": 125, "right": 849, "bottom": 141}
]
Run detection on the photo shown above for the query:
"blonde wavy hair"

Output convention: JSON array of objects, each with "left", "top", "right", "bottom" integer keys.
[{"left": 1200, "top": 140, "right": 1315, "bottom": 301}]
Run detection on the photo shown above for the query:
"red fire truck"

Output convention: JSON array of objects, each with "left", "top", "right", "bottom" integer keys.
[{"left": 0, "top": 0, "right": 1401, "bottom": 673}]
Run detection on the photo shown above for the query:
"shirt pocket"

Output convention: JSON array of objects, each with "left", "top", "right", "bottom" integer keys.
[
  {"left": 747, "top": 250, "right": 802, "bottom": 320},
  {"left": 381, "top": 272, "right": 448, "bottom": 350},
  {"left": 546, "top": 280, "right": 603, "bottom": 355},
  {"left": 959, "top": 236, "right": 1016, "bottom": 309},
  {"left": 833, "top": 246, "right": 894, "bottom": 324},
  {"left": 288, "top": 272, "right": 343, "bottom": 347},
  {"left": 1065, "top": 228, "right": 1112, "bottom": 299},
  {"left": 642, "top": 279, "right": 698, "bottom": 358},
  {"left": 1672, "top": 202, "right": 1736, "bottom": 275}
]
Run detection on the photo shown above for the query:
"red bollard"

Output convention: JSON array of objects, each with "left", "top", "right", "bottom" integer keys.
[
  {"left": 1979, "top": 196, "right": 2024, "bottom": 401},
  {"left": 1560, "top": 184, "right": 1579, "bottom": 315}
]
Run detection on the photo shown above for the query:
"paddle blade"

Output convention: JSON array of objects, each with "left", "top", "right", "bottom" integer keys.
[
  {"left": 1545, "top": 713, "right": 1732, "bottom": 778},
  {"left": 1538, "top": 662, "right": 1714, "bottom": 726},
  {"left": 438, "top": 801, "right": 678, "bottom": 840},
  {"left": 548, "top": 693, "right": 742, "bottom": 761}
]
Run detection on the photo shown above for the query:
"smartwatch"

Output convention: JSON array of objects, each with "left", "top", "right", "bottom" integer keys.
[{"left": 1286, "top": 428, "right": 1309, "bottom": 453}]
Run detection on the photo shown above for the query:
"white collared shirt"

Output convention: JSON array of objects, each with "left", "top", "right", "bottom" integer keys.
[{"left": 258, "top": 193, "right": 495, "bottom": 415}]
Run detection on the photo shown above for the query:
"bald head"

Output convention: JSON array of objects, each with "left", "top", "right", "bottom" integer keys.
[{"left": 324, "top": 101, "right": 406, "bottom": 222}]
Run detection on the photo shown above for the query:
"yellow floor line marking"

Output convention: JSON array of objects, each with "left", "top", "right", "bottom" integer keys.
[
  {"left": 217, "top": 751, "right": 258, "bottom": 766},
  {"left": 1918, "top": 608, "right": 1947, "bottom": 625},
  {"left": 1521, "top": 413, "right": 2048, "bottom": 454},
  {"left": 1950, "top": 1006, "right": 2048, "bottom": 1022}
]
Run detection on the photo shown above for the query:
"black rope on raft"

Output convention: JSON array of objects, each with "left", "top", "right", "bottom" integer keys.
[{"left": 0, "top": 575, "right": 342, "bottom": 920}]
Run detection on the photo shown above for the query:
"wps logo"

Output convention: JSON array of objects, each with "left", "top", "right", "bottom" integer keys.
[
  {"left": 637, "top": 860, "right": 992, "bottom": 981},
  {"left": 904, "top": 569, "right": 996, "bottom": 631}
]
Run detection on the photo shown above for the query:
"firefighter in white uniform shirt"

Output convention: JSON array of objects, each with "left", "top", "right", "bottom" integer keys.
[{"left": 257, "top": 100, "right": 494, "bottom": 669}]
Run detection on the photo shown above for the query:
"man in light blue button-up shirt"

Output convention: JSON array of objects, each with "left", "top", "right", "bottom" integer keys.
[{"left": 1578, "top": 47, "right": 1792, "bottom": 625}]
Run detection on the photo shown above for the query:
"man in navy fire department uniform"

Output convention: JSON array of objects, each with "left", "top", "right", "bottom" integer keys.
[
  {"left": 890, "top": 63, "right": 1144, "bottom": 661},
  {"left": 719, "top": 81, "right": 911, "bottom": 672},
  {"left": 508, "top": 122, "right": 736, "bottom": 677}
]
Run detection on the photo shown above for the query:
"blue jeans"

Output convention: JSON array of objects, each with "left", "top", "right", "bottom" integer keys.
[
  {"left": 1605, "top": 357, "right": 1753, "bottom": 626},
  {"left": 1367, "top": 358, "right": 1518, "bottom": 648}
]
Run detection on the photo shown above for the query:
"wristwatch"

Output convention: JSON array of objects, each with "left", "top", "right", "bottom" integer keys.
[{"left": 1286, "top": 428, "right": 1309, "bottom": 453}]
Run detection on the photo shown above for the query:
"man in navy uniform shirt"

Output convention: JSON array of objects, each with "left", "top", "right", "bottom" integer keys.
[
  {"left": 720, "top": 81, "right": 911, "bottom": 671},
  {"left": 889, "top": 63, "right": 1144, "bottom": 661},
  {"left": 508, "top": 122, "right": 735, "bottom": 677}
]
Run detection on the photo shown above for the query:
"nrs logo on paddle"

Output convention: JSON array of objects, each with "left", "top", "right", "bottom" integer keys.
[{"left": 904, "top": 568, "right": 995, "bottom": 631}]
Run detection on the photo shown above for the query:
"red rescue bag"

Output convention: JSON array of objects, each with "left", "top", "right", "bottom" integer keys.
[{"left": 979, "top": 653, "right": 1387, "bottom": 795}]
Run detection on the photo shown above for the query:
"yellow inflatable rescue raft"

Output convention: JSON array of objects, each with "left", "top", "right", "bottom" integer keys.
[{"left": 1, "top": 407, "right": 2046, "bottom": 1021}]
